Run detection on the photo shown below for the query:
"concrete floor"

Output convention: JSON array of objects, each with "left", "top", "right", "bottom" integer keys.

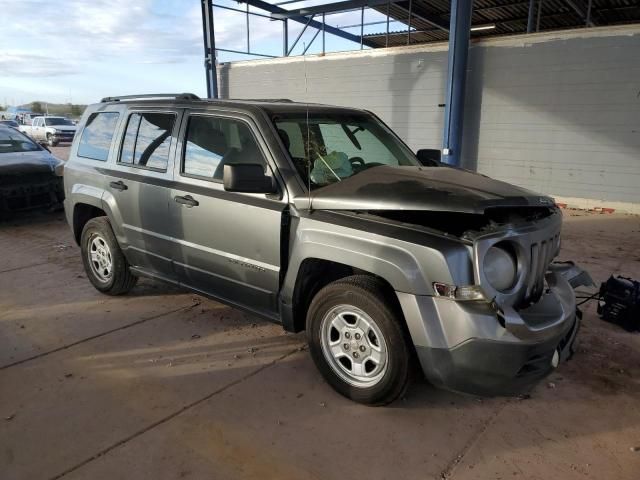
[{"left": 1, "top": 147, "right": 640, "bottom": 479}]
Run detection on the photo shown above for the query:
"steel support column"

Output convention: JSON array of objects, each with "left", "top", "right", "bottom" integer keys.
[
  {"left": 283, "top": 19, "right": 289, "bottom": 56},
  {"left": 527, "top": 0, "right": 536, "bottom": 32},
  {"left": 201, "top": 0, "right": 218, "bottom": 98},
  {"left": 441, "top": 0, "right": 473, "bottom": 167}
]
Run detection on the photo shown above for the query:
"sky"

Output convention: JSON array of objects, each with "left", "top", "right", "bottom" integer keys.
[{"left": 0, "top": 0, "right": 405, "bottom": 106}]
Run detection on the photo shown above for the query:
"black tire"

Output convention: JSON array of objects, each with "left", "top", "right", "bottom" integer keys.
[
  {"left": 80, "top": 216, "right": 137, "bottom": 295},
  {"left": 306, "top": 275, "right": 413, "bottom": 405},
  {"left": 47, "top": 134, "right": 58, "bottom": 147}
]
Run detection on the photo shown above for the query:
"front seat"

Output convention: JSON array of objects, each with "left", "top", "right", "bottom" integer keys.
[
  {"left": 213, "top": 132, "right": 264, "bottom": 179},
  {"left": 187, "top": 122, "right": 228, "bottom": 178}
]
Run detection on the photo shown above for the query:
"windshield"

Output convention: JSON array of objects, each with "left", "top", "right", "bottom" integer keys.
[
  {"left": 45, "top": 117, "right": 74, "bottom": 126},
  {"left": 0, "top": 128, "right": 41, "bottom": 153},
  {"left": 273, "top": 113, "right": 419, "bottom": 189}
]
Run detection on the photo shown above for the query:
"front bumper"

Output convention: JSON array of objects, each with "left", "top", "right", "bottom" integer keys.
[
  {"left": 0, "top": 176, "right": 64, "bottom": 214},
  {"left": 52, "top": 133, "right": 75, "bottom": 143},
  {"left": 398, "top": 268, "right": 582, "bottom": 395}
]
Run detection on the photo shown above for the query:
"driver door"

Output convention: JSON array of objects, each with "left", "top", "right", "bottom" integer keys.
[{"left": 168, "top": 110, "right": 286, "bottom": 319}]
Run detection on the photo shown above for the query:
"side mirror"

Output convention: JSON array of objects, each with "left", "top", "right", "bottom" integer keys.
[
  {"left": 223, "top": 163, "right": 277, "bottom": 194},
  {"left": 54, "top": 162, "right": 65, "bottom": 177},
  {"left": 416, "top": 149, "right": 442, "bottom": 167}
]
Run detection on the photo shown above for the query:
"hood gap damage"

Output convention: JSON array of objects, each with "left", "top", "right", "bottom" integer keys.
[{"left": 366, "top": 206, "right": 558, "bottom": 239}]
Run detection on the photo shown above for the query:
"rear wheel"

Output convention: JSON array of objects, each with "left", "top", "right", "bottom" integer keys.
[
  {"left": 81, "top": 217, "right": 137, "bottom": 295},
  {"left": 307, "top": 275, "right": 413, "bottom": 405}
]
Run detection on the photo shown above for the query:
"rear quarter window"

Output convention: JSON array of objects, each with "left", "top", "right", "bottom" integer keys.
[{"left": 77, "top": 112, "right": 120, "bottom": 161}]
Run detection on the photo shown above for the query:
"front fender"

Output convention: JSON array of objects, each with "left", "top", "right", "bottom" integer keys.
[
  {"left": 288, "top": 229, "right": 427, "bottom": 294},
  {"left": 281, "top": 213, "right": 470, "bottom": 303}
]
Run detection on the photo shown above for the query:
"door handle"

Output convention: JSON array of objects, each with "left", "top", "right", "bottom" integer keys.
[
  {"left": 174, "top": 195, "right": 199, "bottom": 207},
  {"left": 109, "top": 180, "right": 128, "bottom": 191}
]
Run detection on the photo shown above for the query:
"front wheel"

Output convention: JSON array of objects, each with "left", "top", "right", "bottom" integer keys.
[
  {"left": 47, "top": 134, "right": 58, "bottom": 147},
  {"left": 307, "top": 275, "right": 413, "bottom": 405},
  {"left": 80, "top": 217, "right": 137, "bottom": 295}
]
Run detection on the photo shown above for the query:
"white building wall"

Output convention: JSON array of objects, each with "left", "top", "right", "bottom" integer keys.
[{"left": 220, "top": 25, "right": 640, "bottom": 212}]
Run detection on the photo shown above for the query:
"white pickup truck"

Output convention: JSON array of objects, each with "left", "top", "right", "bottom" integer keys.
[{"left": 19, "top": 116, "right": 77, "bottom": 147}]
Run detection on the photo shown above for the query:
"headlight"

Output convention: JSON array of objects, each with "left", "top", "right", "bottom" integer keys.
[
  {"left": 483, "top": 243, "right": 518, "bottom": 292},
  {"left": 433, "top": 282, "right": 485, "bottom": 301}
]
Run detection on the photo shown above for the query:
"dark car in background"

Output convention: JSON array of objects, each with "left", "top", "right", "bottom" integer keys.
[
  {"left": 0, "top": 120, "right": 20, "bottom": 129},
  {"left": 0, "top": 126, "right": 64, "bottom": 215}
]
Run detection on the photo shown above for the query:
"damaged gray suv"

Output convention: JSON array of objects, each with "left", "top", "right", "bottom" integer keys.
[{"left": 64, "top": 93, "right": 589, "bottom": 405}]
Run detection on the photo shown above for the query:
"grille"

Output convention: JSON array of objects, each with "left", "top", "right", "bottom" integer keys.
[
  {"left": 524, "top": 234, "right": 560, "bottom": 305},
  {"left": 0, "top": 177, "right": 63, "bottom": 212},
  {"left": 0, "top": 173, "right": 55, "bottom": 186}
]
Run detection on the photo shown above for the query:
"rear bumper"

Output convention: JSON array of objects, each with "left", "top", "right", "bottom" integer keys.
[{"left": 398, "top": 268, "right": 581, "bottom": 395}]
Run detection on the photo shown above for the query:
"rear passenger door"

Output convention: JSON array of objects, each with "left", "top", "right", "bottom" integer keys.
[
  {"left": 168, "top": 111, "right": 286, "bottom": 319},
  {"left": 103, "top": 109, "right": 181, "bottom": 281}
]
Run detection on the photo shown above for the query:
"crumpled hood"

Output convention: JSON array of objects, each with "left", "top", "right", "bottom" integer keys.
[
  {"left": 294, "top": 165, "right": 554, "bottom": 214},
  {"left": 0, "top": 150, "right": 63, "bottom": 176}
]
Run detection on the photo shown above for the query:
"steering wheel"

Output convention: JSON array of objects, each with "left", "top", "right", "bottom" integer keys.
[{"left": 349, "top": 156, "right": 365, "bottom": 171}]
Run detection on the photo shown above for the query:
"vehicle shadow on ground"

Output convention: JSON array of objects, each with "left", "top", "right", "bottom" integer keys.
[
  {"left": 0, "top": 209, "right": 66, "bottom": 228},
  {"left": 130, "top": 277, "right": 189, "bottom": 297}
]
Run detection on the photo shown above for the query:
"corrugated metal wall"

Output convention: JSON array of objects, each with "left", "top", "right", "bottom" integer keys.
[{"left": 219, "top": 26, "right": 640, "bottom": 209}]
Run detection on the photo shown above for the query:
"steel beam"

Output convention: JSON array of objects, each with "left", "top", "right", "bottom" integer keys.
[
  {"left": 201, "top": 0, "right": 218, "bottom": 99},
  {"left": 271, "top": 0, "right": 394, "bottom": 19},
  {"left": 585, "top": 0, "right": 593, "bottom": 26},
  {"left": 564, "top": 0, "right": 595, "bottom": 26},
  {"left": 406, "top": 0, "right": 412, "bottom": 45},
  {"left": 212, "top": 3, "right": 273, "bottom": 19},
  {"left": 216, "top": 48, "right": 278, "bottom": 58},
  {"left": 269, "top": 0, "right": 449, "bottom": 33},
  {"left": 536, "top": 0, "right": 543, "bottom": 30},
  {"left": 302, "top": 28, "right": 322, "bottom": 54},
  {"left": 391, "top": 2, "right": 449, "bottom": 32},
  {"left": 441, "top": 0, "right": 473, "bottom": 167},
  {"left": 288, "top": 14, "right": 315, "bottom": 55},
  {"left": 238, "top": 0, "right": 365, "bottom": 45}
]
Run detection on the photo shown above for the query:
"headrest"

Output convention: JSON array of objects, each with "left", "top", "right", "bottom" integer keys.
[
  {"left": 277, "top": 128, "right": 290, "bottom": 150},
  {"left": 190, "top": 122, "right": 227, "bottom": 156}
]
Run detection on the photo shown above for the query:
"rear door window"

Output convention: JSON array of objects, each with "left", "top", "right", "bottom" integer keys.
[
  {"left": 119, "top": 112, "right": 176, "bottom": 171},
  {"left": 77, "top": 112, "right": 120, "bottom": 161}
]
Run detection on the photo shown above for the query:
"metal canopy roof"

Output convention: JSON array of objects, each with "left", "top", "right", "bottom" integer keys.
[{"left": 365, "top": 0, "right": 640, "bottom": 47}]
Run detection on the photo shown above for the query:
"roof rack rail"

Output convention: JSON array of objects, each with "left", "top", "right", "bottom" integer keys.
[
  {"left": 238, "top": 98, "right": 294, "bottom": 103},
  {"left": 100, "top": 93, "right": 200, "bottom": 103}
]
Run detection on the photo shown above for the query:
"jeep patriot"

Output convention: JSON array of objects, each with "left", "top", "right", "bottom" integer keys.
[{"left": 63, "top": 93, "right": 589, "bottom": 405}]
